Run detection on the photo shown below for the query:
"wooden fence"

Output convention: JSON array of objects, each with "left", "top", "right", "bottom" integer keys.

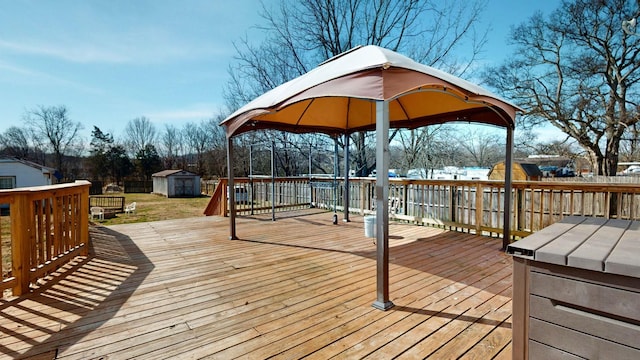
[
  {"left": 0, "top": 181, "right": 90, "bottom": 297},
  {"left": 124, "top": 180, "right": 153, "bottom": 193},
  {"left": 89, "top": 180, "right": 103, "bottom": 195},
  {"left": 208, "top": 177, "right": 640, "bottom": 239}
]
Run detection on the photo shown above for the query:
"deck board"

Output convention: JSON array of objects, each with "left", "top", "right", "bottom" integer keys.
[{"left": 0, "top": 209, "right": 512, "bottom": 359}]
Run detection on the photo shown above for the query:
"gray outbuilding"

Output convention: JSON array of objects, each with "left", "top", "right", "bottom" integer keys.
[{"left": 152, "top": 169, "right": 201, "bottom": 198}]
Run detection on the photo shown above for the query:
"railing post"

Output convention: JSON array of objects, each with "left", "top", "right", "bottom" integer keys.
[
  {"left": 475, "top": 182, "right": 483, "bottom": 235},
  {"left": 79, "top": 182, "right": 90, "bottom": 256},
  {"left": 12, "top": 193, "right": 33, "bottom": 296},
  {"left": 221, "top": 179, "right": 228, "bottom": 217}
]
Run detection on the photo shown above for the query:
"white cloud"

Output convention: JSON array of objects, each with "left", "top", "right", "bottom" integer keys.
[
  {"left": 0, "top": 29, "right": 230, "bottom": 65},
  {"left": 0, "top": 0, "right": 240, "bottom": 66},
  {"left": 0, "top": 39, "right": 129, "bottom": 64},
  {"left": 144, "top": 103, "right": 224, "bottom": 123},
  {"left": 0, "top": 60, "right": 104, "bottom": 94},
  {"left": 0, "top": 60, "right": 41, "bottom": 77}
]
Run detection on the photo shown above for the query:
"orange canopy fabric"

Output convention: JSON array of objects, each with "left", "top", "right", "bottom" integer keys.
[{"left": 221, "top": 45, "right": 518, "bottom": 137}]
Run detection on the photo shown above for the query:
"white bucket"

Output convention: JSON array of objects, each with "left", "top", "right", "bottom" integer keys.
[{"left": 364, "top": 215, "right": 376, "bottom": 238}]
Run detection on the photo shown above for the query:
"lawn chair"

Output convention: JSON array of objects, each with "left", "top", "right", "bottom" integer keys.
[
  {"left": 90, "top": 206, "right": 105, "bottom": 220},
  {"left": 125, "top": 202, "right": 137, "bottom": 214}
]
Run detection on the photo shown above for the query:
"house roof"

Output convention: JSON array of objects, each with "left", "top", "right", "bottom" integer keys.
[
  {"left": 517, "top": 156, "right": 573, "bottom": 168},
  {"left": 519, "top": 163, "right": 543, "bottom": 177},
  {"left": 0, "top": 157, "right": 57, "bottom": 174},
  {"left": 152, "top": 169, "right": 198, "bottom": 177},
  {"left": 488, "top": 161, "right": 543, "bottom": 179}
]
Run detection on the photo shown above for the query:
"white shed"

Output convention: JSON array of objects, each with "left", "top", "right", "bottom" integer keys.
[
  {"left": 0, "top": 157, "right": 59, "bottom": 189},
  {"left": 152, "top": 169, "right": 201, "bottom": 197}
]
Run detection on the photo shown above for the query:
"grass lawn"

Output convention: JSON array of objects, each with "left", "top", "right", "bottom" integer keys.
[{"left": 93, "top": 193, "right": 212, "bottom": 225}]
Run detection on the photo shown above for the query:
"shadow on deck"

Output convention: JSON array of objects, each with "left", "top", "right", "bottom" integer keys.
[
  {"left": 0, "top": 210, "right": 512, "bottom": 359},
  {"left": 0, "top": 226, "right": 154, "bottom": 359}
]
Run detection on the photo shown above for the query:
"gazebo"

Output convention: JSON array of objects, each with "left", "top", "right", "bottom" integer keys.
[{"left": 220, "top": 45, "right": 519, "bottom": 311}]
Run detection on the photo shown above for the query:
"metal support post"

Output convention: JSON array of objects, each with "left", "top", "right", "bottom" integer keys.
[
  {"left": 503, "top": 126, "right": 514, "bottom": 249},
  {"left": 372, "top": 100, "right": 394, "bottom": 311},
  {"left": 343, "top": 133, "right": 351, "bottom": 222},
  {"left": 271, "top": 141, "right": 276, "bottom": 221},
  {"left": 227, "top": 136, "right": 238, "bottom": 240}
]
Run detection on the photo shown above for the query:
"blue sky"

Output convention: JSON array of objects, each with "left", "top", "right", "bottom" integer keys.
[{"left": 0, "top": 0, "right": 561, "bottom": 142}]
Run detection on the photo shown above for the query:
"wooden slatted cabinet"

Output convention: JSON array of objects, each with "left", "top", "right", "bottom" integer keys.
[{"left": 508, "top": 216, "right": 640, "bottom": 360}]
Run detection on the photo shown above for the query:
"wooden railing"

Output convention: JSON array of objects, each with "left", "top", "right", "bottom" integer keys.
[
  {"left": 204, "top": 177, "right": 312, "bottom": 217},
  {"left": 0, "top": 181, "right": 90, "bottom": 297},
  {"left": 209, "top": 176, "right": 640, "bottom": 239},
  {"left": 327, "top": 178, "right": 640, "bottom": 238}
]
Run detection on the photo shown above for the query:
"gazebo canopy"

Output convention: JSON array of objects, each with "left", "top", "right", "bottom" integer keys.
[
  {"left": 221, "top": 45, "right": 517, "bottom": 137},
  {"left": 220, "top": 45, "right": 519, "bottom": 311}
]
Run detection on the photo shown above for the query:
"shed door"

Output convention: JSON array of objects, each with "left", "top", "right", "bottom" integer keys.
[{"left": 175, "top": 178, "right": 194, "bottom": 196}]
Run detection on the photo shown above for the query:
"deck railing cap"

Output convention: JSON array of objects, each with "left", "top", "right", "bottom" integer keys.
[{"left": 0, "top": 179, "right": 91, "bottom": 194}]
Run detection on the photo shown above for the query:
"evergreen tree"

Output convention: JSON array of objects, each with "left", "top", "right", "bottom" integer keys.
[
  {"left": 135, "top": 144, "right": 163, "bottom": 181},
  {"left": 88, "top": 126, "right": 114, "bottom": 181},
  {"left": 107, "top": 145, "right": 133, "bottom": 185}
]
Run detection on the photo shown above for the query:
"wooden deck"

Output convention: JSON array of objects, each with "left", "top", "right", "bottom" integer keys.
[{"left": 1, "top": 210, "right": 513, "bottom": 359}]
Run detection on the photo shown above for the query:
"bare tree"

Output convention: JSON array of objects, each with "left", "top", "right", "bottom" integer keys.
[
  {"left": 231, "top": 130, "right": 322, "bottom": 177},
  {"left": 395, "top": 126, "right": 450, "bottom": 173},
  {"left": 534, "top": 139, "right": 583, "bottom": 159},
  {"left": 124, "top": 116, "right": 157, "bottom": 157},
  {"left": 183, "top": 120, "right": 213, "bottom": 176},
  {"left": 201, "top": 116, "right": 233, "bottom": 176},
  {"left": 274, "top": 132, "right": 320, "bottom": 176},
  {"left": 159, "top": 124, "right": 182, "bottom": 169},
  {"left": 348, "top": 132, "right": 376, "bottom": 177},
  {"left": 224, "top": 0, "right": 489, "bottom": 176},
  {"left": 619, "top": 119, "right": 640, "bottom": 161},
  {"left": 0, "top": 126, "right": 34, "bottom": 160},
  {"left": 24, "top": 105, "right": 83, "bottom": 176},
  {"left": 454, "top": 127, "right": 505, "bottom": 167},
  {"left": 484, "top": 0, "right": 640, "bottom": 175}
]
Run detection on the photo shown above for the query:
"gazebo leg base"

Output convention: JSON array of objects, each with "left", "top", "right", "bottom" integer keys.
[{"left": 372, "top": 300, "right": 394, "bottom": 311}]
